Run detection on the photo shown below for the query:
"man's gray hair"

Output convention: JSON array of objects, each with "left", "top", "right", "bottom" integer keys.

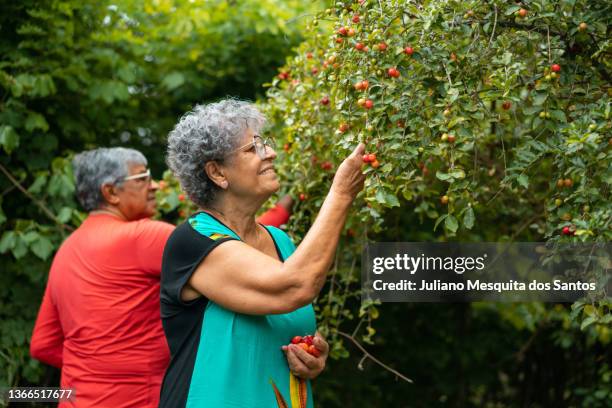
[
  {"left": 72, "top": 147, "right": 147, "bottom": 211},
  {"left": 166, "top": 98, "right": 266, "bottom": 207}
]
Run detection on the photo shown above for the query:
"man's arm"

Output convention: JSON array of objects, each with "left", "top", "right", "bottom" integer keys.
[
  {"left": 30, "top": 288, "right": 64, "bottom": 368},
  {"left": 256, "top": 195, "right": 293, "bottom": 227}
]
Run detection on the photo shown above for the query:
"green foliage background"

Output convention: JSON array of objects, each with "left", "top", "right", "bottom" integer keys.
[{"left": 1, "top": 0, "right": 611, "bottom": 406}]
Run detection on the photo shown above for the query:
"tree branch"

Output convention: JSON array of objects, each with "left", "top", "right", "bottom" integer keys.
[
  {"left": 336, "top": 330, "right": 414, "bottom": 384},
  {"left": 0, "top": 163, "right": 74, "bottom": 231}
]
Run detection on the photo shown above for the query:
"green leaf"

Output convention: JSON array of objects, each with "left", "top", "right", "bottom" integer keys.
[
  {"left": 517, "top": 174, "right": 529, "bottom": 188},
  {"left": 463, "top": 207, "right": 475, "bottom": 230},
  {"left": 434, "top": 214, "right": 448, "bottom": 232},
  {"left": 532, "top": 92, "right": 548, "bottom": 106},
  {"left": 12, "top": 237, "right": 28, "bottom": 259},
  {"left": 25, "top": 112, "right": 49, "bottom": 132},
  {"left": 580, "top": 315, "right": 596, "bottom": 331},
  {"left": 57, "top": 207, "right": 72, "bottom": 223},
  {"left": 162, "top": 72, "right": 186, "bottom": 90},
  {"left": 445, "top": 215, "right": 458, "bottom": 233},
  {"left": 0, "top": 231, "right": 16, "bottom": 253},
  {"left": 30, "top": 236, "right": 54, "bottom": 260},
  {"left": 550, "top": 110, "right": 566, "bottom": 122},
  {"left": 504, "top": 5, "right": 521, "bottom": 15},
  {"left": 375, "top": 190, "right": 400, "bottom": 207},
  {"left": 436, "top": 171, "right": 452, "bottom": 181},
  {"left": 28, "top": 175, "right": 48, "bottom": 194},
  {"left": 0, "top": 126, "right": 19, "bottom": 154}
]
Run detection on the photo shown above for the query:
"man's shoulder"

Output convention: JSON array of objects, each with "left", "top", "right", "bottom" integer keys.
[{"left": 132, "top": 218, "right": 176, "bottom": 235}]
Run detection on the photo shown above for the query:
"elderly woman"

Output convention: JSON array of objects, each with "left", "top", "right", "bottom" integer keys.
[{"left": 160, "top": 99, "right": 365, "bottom": 408}]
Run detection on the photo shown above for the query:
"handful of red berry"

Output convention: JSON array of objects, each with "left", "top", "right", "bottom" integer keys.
[{"left": 290, "top": 335, "right": 320, "bottom": 357}]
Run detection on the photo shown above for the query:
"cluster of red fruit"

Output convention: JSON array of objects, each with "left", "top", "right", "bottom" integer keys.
[
  {"left": 362, "top": 153, "right": 380, "bottom": 168},
  {"left": 354, "top": 80, "right": 369, "bottom": 91},
  {"left": 290, "top": 335, "right": 320, "bottom": 357},
  {"left": 357, "top": 98, "right": 374, "bottom": 109},
  {"left": 387, "top": 67, "right": 400, "bottom": 78},
  {"left": 320, "top": 161, "right": 333, "bottom": 171},
  {"left": 556, "top": 178, "right": 573, "bottom": 188},
  {"left": 278, "top": 71, "right": 290, "bottom": 80},
  {"left": 561, "top": 226, "right": 576, "bottom": 236}
]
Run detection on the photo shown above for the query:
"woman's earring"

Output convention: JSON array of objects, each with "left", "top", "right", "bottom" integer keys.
[{"left": 221, "top": 181, "right": 228, "bottom": 189}]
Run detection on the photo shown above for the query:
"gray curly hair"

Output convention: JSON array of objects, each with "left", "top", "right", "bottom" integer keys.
[
  {"left": 166, "top": 99, "right": 266, "bottom": 207},
  {"left": 72, "top": 147, "right": 147, "bottom": 211}
]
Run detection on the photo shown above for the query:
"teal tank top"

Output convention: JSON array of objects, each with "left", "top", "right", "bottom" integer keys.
[{"left": 186, "top": 212, "right": 316, "bottom": 408}]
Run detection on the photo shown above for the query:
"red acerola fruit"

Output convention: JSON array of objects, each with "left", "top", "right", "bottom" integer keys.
[
  {"left": 355, "top": 42, "right": 365, "bottom": 51},
  {"left": 338, "top": 123, "right": 349, "bottom": 133},
  {"left": 337, "top": 26, "right": 348, "bottom": 36},
  {"left": 364, "top": 99, "right": 374, "bottom": 109},
  {"left": 551, "top": 64, "right": 561, "bottom": 72},
  {"left": 303, "top": 335, "right": 314, "bottom": 345},
  {"left": 447, "top": 134, "right": 456, "bottom": 143},
  {"left": 404, "top": 46, "right": 414, "bottom": 55},
  {"left": 299, "top": 193, "right": 306, "bottom": 201},
  {"left": 291, "top": 336, "right": 302, "bottom": 344},
  {"left": 502, "top": 101, "right": 512, "bottom": 110},
  {"left": 352, "top": 14, "right": 360, "bottom": 23},
  {"left": 518, "top": 8, "right": 527, "bottom": 18},
  {"left": 320, "top": 96, "right": 330, "bottom": 105},
  {"left": 562, "top": 226, "right": 571, "bottom": 236},
  {"left": 178, "top": 193, "right": 185, "bottom": 202},
  {"left": 378, "top": 42, "right": 387, "bottom": 51},
  {"left": 387, "top": 67, "right": 400, "bottom": 78},
  {"left": 308, "top": 345, "right": 321, "bottom": 357}
]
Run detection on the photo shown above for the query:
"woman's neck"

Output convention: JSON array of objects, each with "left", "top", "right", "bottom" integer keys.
[{"left": 203, "top": 196, "right": 264, "bottom": 241}]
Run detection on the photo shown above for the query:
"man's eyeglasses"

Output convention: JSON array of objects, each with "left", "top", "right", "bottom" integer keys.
[
  {"left": 229, "top": 135, "right": 271, "bottom": 160},
  {"left": 120, "top": 169, "right": 152, "bottom": 183}
]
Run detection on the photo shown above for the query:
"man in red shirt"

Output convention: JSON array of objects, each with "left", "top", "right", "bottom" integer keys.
[{"left": 30, "top": 147, "right": 292, "bottom": 407}]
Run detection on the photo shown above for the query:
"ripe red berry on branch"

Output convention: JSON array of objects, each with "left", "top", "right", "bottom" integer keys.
[
  {"left": 320, "top": 96, "right": 330, "bottom": 105},
  {"left": 387, "top": 67, "right": 400, "bottom": 78},
  {"left": 364, "top": 99, "right": 374, "bottom": 109},
  {"left": 404, "top": 46, "right": 414, "bottom": 56},
  {"left": 551, "top": 64, "right": 561, "bottom": 72},
  {"left": 352, "top": 14, "right": 360, "bottom": 23}
]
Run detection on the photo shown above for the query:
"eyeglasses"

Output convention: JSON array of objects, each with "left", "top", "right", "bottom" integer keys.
[
  {"left": 229, "top": 135, "right": 271, "bottom": 160},
  {"left": 120, "top": 169, "right": 152, "bottom": 183}
]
